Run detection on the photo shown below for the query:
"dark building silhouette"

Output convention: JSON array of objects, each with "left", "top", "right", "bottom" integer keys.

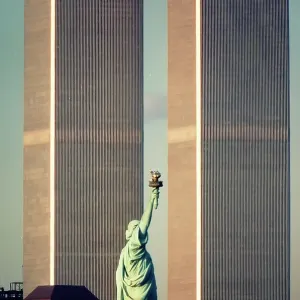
[
  {"left": 0, "top": 282, "right": 23, "bottom": 299},
  {"left": 168, "top": 1, "right": 289, "bottom": 299},
  {"left": 24, "top": 285, "right": 98, "bottom": 300},
  {"left": 24, "top": 0, "right": 143, "bottom": 299}
]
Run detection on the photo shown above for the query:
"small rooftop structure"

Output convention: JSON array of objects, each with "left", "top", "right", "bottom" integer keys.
[
  {"left": 24, "top": 285, "right": 99, "bottom": 300},
  {"left": 0, "top": 282, "right": 23, "bottom": 299},
  {"left": 10, "top": 282, "right": 23, "bottom": 291}
]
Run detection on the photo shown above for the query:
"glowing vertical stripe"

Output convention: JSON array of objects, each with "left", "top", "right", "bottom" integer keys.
[
  {"left": 196, "top": 0, "right": 201, "bottom": 299},
  {"left": 50, "top": 0, "right": 56, "bottom": 285}
]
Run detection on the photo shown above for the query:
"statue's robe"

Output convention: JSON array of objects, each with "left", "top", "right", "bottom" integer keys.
[{"left": 116, "top": 226, "right": 157, "bottom": 300}]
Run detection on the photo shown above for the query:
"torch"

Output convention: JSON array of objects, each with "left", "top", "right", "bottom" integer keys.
[{"left": 148, "top": 170, "right": 163, "bottom": 209}]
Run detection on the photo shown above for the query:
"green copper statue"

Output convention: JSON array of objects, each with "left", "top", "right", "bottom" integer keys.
[{"left": 116, "top": 171, "right": 163, "bottom": 300}]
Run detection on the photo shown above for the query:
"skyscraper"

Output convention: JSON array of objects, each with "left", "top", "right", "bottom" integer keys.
[
  {"left": 23, "top": 0, "right": 143, "bottom": 299},
  {"left": 168, "top": 1, "right": 290, "bottom": 299}
]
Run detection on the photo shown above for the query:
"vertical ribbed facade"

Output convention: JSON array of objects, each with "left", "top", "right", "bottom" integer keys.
[
  {"left": 54, "top": 1, "right": 143, "bottom": 299},
  {"left": 201, "top": 1, "right": 290, "bottom": 299}
]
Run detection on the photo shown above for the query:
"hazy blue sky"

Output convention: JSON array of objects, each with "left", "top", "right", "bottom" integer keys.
[
  {"left": 143, "top": 1, "right": 167, "bottom": 299},
  {"left": 0, "top": 0, "right": 24, "bottom": 289}
]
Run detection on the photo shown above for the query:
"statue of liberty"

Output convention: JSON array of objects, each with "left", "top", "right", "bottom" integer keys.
[{"left": 116, "top": 171, "right": 163, "bottom": 300}]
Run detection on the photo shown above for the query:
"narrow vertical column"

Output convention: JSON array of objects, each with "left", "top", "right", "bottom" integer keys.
[
  {"left": 49, "top": 0, "right": 56, "bottom": 286},
  {"left": 196, "top": 0, "right": 202, "bottom": 299},
  {"left": 168, "top": 0, "right": 197, "bottom": 299},
  {"left": 23, "top": 0, "right": 52, "bottom": 297}
]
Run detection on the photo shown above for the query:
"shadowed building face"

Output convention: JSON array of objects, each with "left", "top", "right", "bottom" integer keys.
[
  {"left": 168, "top": 1, "right": 290, "bottom": 299},
  {"left": 24, "top": 0, "right": 143, "bottom": 299}
]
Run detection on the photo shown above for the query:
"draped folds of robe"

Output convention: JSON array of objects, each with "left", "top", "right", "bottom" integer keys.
[{"left": 116, "top": 226, "right": 157, "bottom": 300}]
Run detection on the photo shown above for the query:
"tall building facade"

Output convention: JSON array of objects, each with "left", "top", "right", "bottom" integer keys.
[
  {"left": 24, "top": 0, "right": 143, "bottom": 298},
  {"left": 168, "top": 1, "right": 290, "bottom": 299}
]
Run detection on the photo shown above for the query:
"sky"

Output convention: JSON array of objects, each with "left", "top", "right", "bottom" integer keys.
[
  {"left": 0, "top": 0, "right": 24, "bottom": 289},
  {"left": 0, "top": 0, "right": 168, "bottom": 297},
  {"left": 0, "top": 0, "right": 300, "bottom": 299},
  {"left": 143, "top": 0, "right": 167, "bottom": 299}
]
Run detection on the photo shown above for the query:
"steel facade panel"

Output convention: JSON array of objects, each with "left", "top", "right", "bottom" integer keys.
[
  {"left": 201, "top": 1, "right": 290, "bottom": 299},
  {"left": 42, "top": 1, "right": 141, "bottom": 299}
]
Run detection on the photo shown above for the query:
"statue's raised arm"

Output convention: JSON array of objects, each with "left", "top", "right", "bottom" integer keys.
[
  {"left": 139, "top": 170, "right": 163, "bottom": 236},
  {"left": 116, "top": 170, "right": 163, "bottom": 300},
  {"left": 139, "top": 188, "right": 159, "bottom": 236}
]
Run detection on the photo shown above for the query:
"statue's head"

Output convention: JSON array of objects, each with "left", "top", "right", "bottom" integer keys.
[{"left": 126, "top": 220, "right": 139, "bottom": 240}]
